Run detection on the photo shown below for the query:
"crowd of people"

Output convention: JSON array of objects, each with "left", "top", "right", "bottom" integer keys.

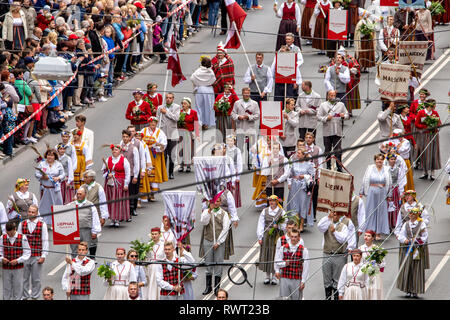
[{"left": 0, "top": 0, "right": 449, "bottom": 301}]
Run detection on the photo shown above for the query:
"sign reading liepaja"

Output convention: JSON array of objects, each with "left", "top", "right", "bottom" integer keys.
[
  {"left": 275, "top": 52, "right": 297, "bottom": 84},
  {"left": 378, "top": 63, "right": 411, "bottom": 101},
  {"left": 328, "top": 9, "right": 348, "bottom": 40},
  {"left": 162, "top": 191, "right": 197, "bottom": 241},
  {"left": 52, "top": 204, "right": 80, "bottom": 245},
  {"left": 317, "top": 169, "right": 353, "bottom": 215},
  {"left": 260, "top": 101, "right": 283, "bottom": 136}
]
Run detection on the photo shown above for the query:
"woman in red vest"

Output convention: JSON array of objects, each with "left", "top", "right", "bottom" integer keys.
[
  {"left": 102, "top": 145, "right": 131, "bottom": 227},
  {"left": 274, "top": 0, "right": 302, "bottom": 51},
  {"left": 143, "top": 82, "right": 163, "bottom": 116},
  {"left": 312, "top": 0, "right": 331, "bottom": 55},
  {"left": 177, "top": 97, "right": 199, "bottom": 173},
  {"left": 300, "top": 0, "right": 316, "bottom": 44},
  {"left": 214, "top": 83, "right": 239, "bottom": 142}
]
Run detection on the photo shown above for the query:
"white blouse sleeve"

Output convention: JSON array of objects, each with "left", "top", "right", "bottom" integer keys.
[{"left": 123, "top": 158, "right": 131, "bottom": 186}]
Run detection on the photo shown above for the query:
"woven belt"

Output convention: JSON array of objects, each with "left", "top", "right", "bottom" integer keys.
[
  {"left": 370, "top": 184, "right": 385, "bottom": 188},
  {"left": 42, "top": 185, "right": 55, "bottom": 189}
]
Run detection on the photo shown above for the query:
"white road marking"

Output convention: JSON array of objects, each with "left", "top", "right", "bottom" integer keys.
[
  {"left": 344, "top": 127, "right": 380, "bottom": 167},
  {"left": 223, "top": 253, "right": 260, "bottom": 292},
  {"left": 414, "top": 54, "right": 450, "bottom": 94},
  {"left": 425, "top": 249, "right": 450, "bottom": 292},
  {"left": 342, "top": 121, "right": 378, "bottom": 161},
  {"left": 48, "top": 260, "right": 67, "bottom": 276},
  {"left": 196, "top": 141, "right": 209, "bottom": 154}
]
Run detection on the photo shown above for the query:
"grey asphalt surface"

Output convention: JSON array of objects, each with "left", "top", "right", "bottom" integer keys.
[{"left": 0, "top": 0, "right": 449, "bottom": 300}]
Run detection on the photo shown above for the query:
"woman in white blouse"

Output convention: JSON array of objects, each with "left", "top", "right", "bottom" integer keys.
[
  {"left": 6, "top": 178, "right": 38, "bottom": 225},
  {"left": 338, "top": 249, "right": 369, "bottom": 300},
  {"left": 359, "top": 230, "right": 385, "bottom": 300},
  {"left": 143, "top": 227, "right": 166, "bottom": 300},
  {"left": 104, "top": 248, "right": 137, "bottom": 300}
]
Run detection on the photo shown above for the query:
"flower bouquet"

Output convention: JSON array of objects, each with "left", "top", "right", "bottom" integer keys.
[
  {"left": 132, "top": 105, "right": 143, "bottom": 118},
  {"left": 97, "top": 262, "right": 116, "bottom": 285},
  {"left": 214, "top": 98, "right": 231, "bottom": 115},
  {"left": 424, "top": 115, "right": 440, "bottom": 133},
  {"left": 430, "top": 1, "right": 446, "bottom": 16},
  {"left": 143, "top": 97, "right": 156, "bottom": 115},
  {"left": 130, "top": 239, "right": 155, "bottom": 261},
  {"left": 268, "top": 210, "right": 299, "bottom": 236},
  {"left": 366, "top": 245, "right": 388, "bottom": 264},
  {"left": 361, "top": 260, "right": 380, "bottom": 277},
  {"left": 127, "top": 19, "right": 141, "bottom": 28},
  {"left": 177, "top": 112, "right": 186, "bottom": 129},
  {"left": 360, "top": 21, "right": 375, "bottom": 39}
]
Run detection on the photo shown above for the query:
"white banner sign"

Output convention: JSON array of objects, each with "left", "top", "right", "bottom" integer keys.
[
  {"left": 275, "top": 52, "right": 297, "bottom": 84},
  {"left": 317, "top": 169, "right": 353, "bottom": 215},
  {"left": 52, "top": 204, "right": 80, "bottom": 245},
  {"left": 193, "top": 156, "right": 227, "bottom": 200},
  {"left": 328, "top": 9, "right": 348, "bottom": 40},
  {"left": 162, "top": 191, "right": 197, "bottom": 241},
  {"left": 260, "top": 101, "right": 283, "bottom": 136},
  {"left": 378, "top": 63, "right": 410, "bottom": 101},
  {"left": 398, "top": 41, "right": 428, "bottom": 74}
]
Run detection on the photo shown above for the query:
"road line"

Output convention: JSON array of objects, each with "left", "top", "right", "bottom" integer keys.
[
  {"left": 48, "top": 260, "right": 66, "bottom": 276},
  {"left": 414, "top": 54, "right": 450, "bottom": 94},
  {"left": 344, "top": 127, "right": 380, "bottom": 167},
  {"left": 223, "top": 253, "right": 260, "bottom": 292},
  {"left": 425, "top": 249, "right": 450, "bottom": 292},
  {"left": 419, "top": 48, "right": 449, "bottom": 80},
  {"left": 342, "top": 121, "right": 378, "bottom": 161}
]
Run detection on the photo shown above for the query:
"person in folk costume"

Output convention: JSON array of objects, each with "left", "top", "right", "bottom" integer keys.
[
  {"left": 17, "top": 204, "right": 48, "bottom": 300},
  {"left": 300, "top": 0, "right": 316, "bottom": 44},
  {"left": 365, "top": 0, "right": 385, "bottom": 62},
  {"left": 133, "top": 132, "right": 154, "bottom": 204},
  {"left": 73, "top": 114, "right": 94, "bottom": 160},
  {"left": 396, "top": 207, "right": 430, "bottom": 298},
  {"left": 272, "top": 36, "right": 304, "bottom": 102},
  {"left": 190, "top": 55, "right": 216, "bottom": 130},
  {"left": 81, "top": 170, "right": 109, "bottom": 260},
  {"left": 199, "top": 191, "right": 231, "bottom": 295},
  {"left": 68, "top": 188, "right": 101, "bottom": 256},
  {"left": 276, "top": 220, "right": 305, "bottom": 253},
  {"left": 143, "top": 82, "right": 163, "bottom": 117},
  {"left": 337, "top": 46, "right": 362, "bottom": 115},
  {"left": 243, "top": 52, "right": 274, "bottom": 105},
  {"left": 379, "top": 15, "right": 400, "bottom": 60},
  {"left": 140, "top": 117, "right": 168, "bottom": 201},
  {"left": 264, "top": 141, "right": 290, "bottom": 204},
  {"left": 318, "top": 210, "right": 354, "bottom": 300},
  {"left": 274, "top": 228, "right": 310, "bottom": 300},
  {"left": 312, "top": 0, "right": 332, "bottom": 55},
  {"left": 409, "top": 89, "right": 430, "bottom": 168},
  {"left": 327, "top": 0, "right": 344, "bottom": 58},
  {"left": 127, "top": 249, "right": 147, "bottom": 299},
  {"left": 225, "top": 135, "right": 243, "bottom": 208},
  {"left": 414, "top": 99, "right": 441, "bottom": 181},
  {"left": 56, "top": 143, "right": 75, "bottom": 204},
  {"left": 349, "top": 186, "right": 367, "bottom": 247},
  {"left": 212, "top": 143, "right": 237, "bottom": 198},
  {"left": 324, "top": 53, "right": 351, "bottom": 106},
  {"left": 396, "top": 105, "right": 417, "bottom": 168},
  {"left": 389, "top": 128, "right": 414, "bottom": 190},
  {"left": 160, "top": 215, "right": 178, "bottom": 248},
  {"left": 102, "top": 144, "right": 131, "bottom": 228},
  {"left": 35, "top": 149, "right": 65, "bottom": 227},
  {"left": 61, "top": 241, "right": 95, "bottom": 300},
  {"left": 359, "top": 230, "right": 385, "bottom": 300},
  {"left": 280, "top": 98, "right": 299, "bottom": 158},
  {"left": 6, "top": 178, "right": 38, "bottom": 227},
  {"left": 384, "top": 153, "right": 406, "bottom": 231},
  {"left": 394, "top": 190, "right": 430, "bottom": 238},
  {"left": 215, "top": 84, "right": 239, "bottom": 142},
  {"left": 251, "top": 136, "right": 274, "bottom": 208},
  {"left": 304, "top": 132, "right": 325, "bottom": 222},
  {"left": 127, "top": 282, "right": 141, "bottom": 300},
  {"left": 410, "top": 88, "right": 430, "bottom": 116},
  {"left": 177, "top": 97, "right": 199, "bottom": 173},
  {"left": 257, "top": 195, "right": 288, "bottom": 285},
  {"left": 377, "top": 101, "right": 404, "bottom": 140},
  {"left": 156, "top": 241, "right": 195, "bottom": 300},
  {"left": 296, "top": 80, "right": 320, "bottom": 140},
  {"left": 359, "top": 153, "right": 392, "bottom": 239},
  {"left": 57, "top": 130, "right": 77, "bottom": 177},
  {"left": 337, "top": 249, "right": 369, "bottom": 300},
  {"left": 125, "top": 89, "right": 152, "bottom": 132},
  {"left": 231, "top": 87, "right": 261, "bottom": 171},
  {"left": 273, "top": 0, "right": 302, "bottom": 52},
  {"left": 103, "top": 248, "right": 137, "bottom": 300},
  {"left": 345, "top": 0, "right": 365, "bottom": 47},
  {"left": 211, "top": 42, "right": 235, "bottom": 95},
  {"left": 287, "top": 147, "right": 315, "bottom": 231},
  {"left": 393, "top": 6, "right": 416, "bottom": 41},
  {"left": 0, "top": 221, "right": 31, "bottom": 300},
  {"left": 415, "top": 6, "right": 434, "bottom": 61},
  {"left": 71, "top": 129, "right": 93, "bottom": 191},
  {"left": 143, "top": 227, "right": 165, "bottom": 300},
  {"left": 355, "top": 9, "right": 377, "bottom": 72},
  {"left": 0, "top": 202, "right": 8, "bottom": 236},
  {"left": 181, "top": 243, "right": 198, "bottom": 300},
  {"left": 120, "top": 129, "right": 141, "bottom": 219}
]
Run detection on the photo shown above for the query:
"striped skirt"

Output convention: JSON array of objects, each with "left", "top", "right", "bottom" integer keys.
[
  {"left": 387, "top": 186, "right": 401, "bottom": 230},
  {"left": 397, "top": 244, "right": 430, "bottom": 294},
  {"left": 347, "top": 85, "right": 361, "bottom": 112},
  {"left": 61, "top": 180, "right": 75, "bottom": 205},
  {"left": 139, "top": 171, "right": 152, "bottom": 200},
  {"left": 225, "top": 181, "right": 241, "bottom": 207},
  {"left": 252, "top": 174, "right": 267, "bottom": 208},
  {"left": 418, "top": 131, "right": 441, "bottom": 172},
  {"left": 104, "top": 178, "right": 130, "bottom": 221},
  {"left": 359, "top": 36, "right": 376, "bottom": 68},
  {"left": 404, "top": 159, "right": 415, "bottom": 191}
]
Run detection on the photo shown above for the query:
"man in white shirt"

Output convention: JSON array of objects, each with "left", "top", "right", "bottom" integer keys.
[
  {"left": 200, "top": 192, "right": 231, "bottom": 296},
  {"left": 156, "top": 241, "right": 195, "bottom": 300},
  {"left": 18, "top": 205, "right": 49, "bottom": 300},
  {"left": 243, "top": 52, "right": 273, "bottom": 104},
  {"left": 69, "top": 188, "right": 101, "bottom": 256},
  {"left": 296, "top": 80, "right": 321, "bottom": 139},
  {"left": 324, "top": 54, "right": 351, "bottom": 105},
  {"left": 73, "top": 114, "right": 94, "bottom": 159},
  {"left": 274, "top": 228, "right": 309, "bottom": 300},
  {"left": 61, "top": 241, "right": 95, "bottom": 300},
  {"left": 379, "top": 15, "right": 400, "bottom": 59},
  {"left": 121, "top": 129, "right": 141, "bottom": 219},
  {"left": 0, "top": 221, "right": 31, "bottom": 300}
]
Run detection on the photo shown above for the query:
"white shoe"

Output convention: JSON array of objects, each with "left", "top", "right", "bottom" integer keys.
[
  {"left": 65, "top": 111, "right": 74, "bottom": 116},
  {"left": 98, "top": 96, "right": 108, "bottom": 102},
  {"left": 142, "top": 57, "right": 148, "bottom": 62},
  {"left": 138, "top": 63, "right": 144, "bottom": 68},
  {"left": 263, "top": 277, "right": 270, "bottom": 285},
  {"left": 28, "top": 137, "right": 38, "bottom": 143},
  {"left": 110, "top": 221, "right": 116, "bottom": 227}
]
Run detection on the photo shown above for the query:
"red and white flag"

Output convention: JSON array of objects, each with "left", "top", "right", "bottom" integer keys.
[
  {"left": 224, "top": 0, "right": 247, "bottom": 49},
  {"left": 167, "top": 28, "right": 186, "bottom": 87}
]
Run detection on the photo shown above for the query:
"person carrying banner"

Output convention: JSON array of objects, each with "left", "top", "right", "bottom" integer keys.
[
  {"left": 317, "top": 210, "right": 352, "bottom": 300},
  {"left": 264, "top": 141, "right": 290, "bottom": 203},
  {"left": 102, "top": 144, "right": 130, "bottom": 228},
  {"left": 296, "top": 81, "right": 321, "bottom": 140},
  {"left": 312, "top": 0, "right": 332, "bottom": 55},
  {"left": 140, "top": 117, "right": 168, "bottom": 201},
  {"left": 18, "top": 205, "right": 48, "bottom": 300},
  {"left": 231, "top": 87, "right": 260, "bottom": 171},
  {"left": 257, "top": 195, "right": 287, "bottom": 285},
  {"left": 1, "top": 221, "right": 31, "bottom": 300},
  {"left": 274, "top": 228, "right": 310, "bottom": 300},
  {"left": 156, "top": 241, "right": 195, "bottom": 300},
  {"left": 211, "top": 42, "right": 235, "bottom": 95},
  {"left": 317, "top": 90, "right": 349, "bottom": 172},
  {"left": 377, "top": 101, "right": 404, "bottom": 140},
  {"left": 61, "top": 241, "right": 95, "bottom": 300},
  {"left": 274, "top": 0, "right": 302, "bottom": 52},
  {"left": 56, "top": 143, "right": 75, "bottom": 204},
  {"left": 81, "top": 170, "right": 109, "bottom": 260},
  {"left": 6, "top": 178, "right": 38, "bottom": 226},
  {"left": 337, "top": 249, "right": 369, "bottom": 300},
  {"left": 243, "top": 52, "right": 273, "bottom": 105},
  {"left": 199, "top": 192, "right": 231, "bottom": 295},
  {"left": 71, "top": 129, "right": 93, "bottom": 191}
]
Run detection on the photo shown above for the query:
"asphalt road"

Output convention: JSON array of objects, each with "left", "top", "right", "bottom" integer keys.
[{"left": 0, "top": 1, "right": 449, "bottom": 300}]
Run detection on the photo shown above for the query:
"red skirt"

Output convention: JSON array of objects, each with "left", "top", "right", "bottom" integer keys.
[
  {"left": 301, "top": 6, "right": 315, "bottom": 40},
  {"left": 61, "top": 180, "right": 74, "bottom": 205},
  {"left": 105, "top": 178, "right": 130, "bottom": 221},
  {"left": 388, "top": 186, "right": 400, "bottom": 230},
  {"left": 32, "top": 103, "right": 42, "bottom": 121},
  {"left": 276, "top": 19, "right": 301, "bottom": 51},
  {"left": 312, "top": 17, "right": 327, "bottom": 51}
]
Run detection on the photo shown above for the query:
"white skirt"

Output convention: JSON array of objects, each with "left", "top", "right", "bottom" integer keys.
[
  {"left": 343, "top": 285, "right": 367, "bottom": 300},
  {"left": 142, "top": 264, "right": 160, "bottom": 300},
  {"left": 367, "top": 273, "right": 384, "bottom": 300},
  {"left": 103, "top": 285, "right": 129, "bottom": 300}
]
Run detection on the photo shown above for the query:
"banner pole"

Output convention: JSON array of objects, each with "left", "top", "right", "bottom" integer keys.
[{"left": 159, "top": 69, "right": 170, "bottom": 127}]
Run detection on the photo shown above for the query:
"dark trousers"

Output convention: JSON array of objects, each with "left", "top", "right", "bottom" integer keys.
[
  {"left": 153, "top": 43, "right": 167, "bottom": 62},
  {"left": 128, "top": 175, "right": 139, "bottom": 212},
  {"left": 323, "top": 135, "right": 343, "bottom": 171},
  {"left": 336, "top": 92, "right": 346, "bottom": 106},
  {"left": 220, "top": 0, "right": 228, "bottom": 30},
  {"left": 298, "top": 127, "right": 316, "bottom": 140},
  {"left": 265, "top": 186, "right": 285, "bottom": 204},
  {"left": 274, "top": 83, "right": 298, "bottom": 102},
  {"left": 312, "top": 179, "right": 319, "bottom": 219},
  {"left": 114, "top": 51, "right": 125, "bottom": 77},
  {"left": 250, "top": 92, "right": 267, "bottom": 105},
  {"left": 165, "top": 139, "right": 177, "bottom": 175}
]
